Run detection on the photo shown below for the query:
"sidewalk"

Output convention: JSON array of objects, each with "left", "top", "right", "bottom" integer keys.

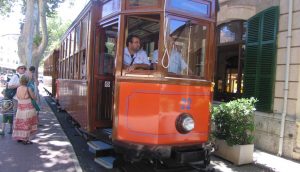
[
  {"left": 0, "top": 86, "right": 82, "bottom": 172},
  {"left": 211, "top": 149, "right": 300, "bottom": 172}
]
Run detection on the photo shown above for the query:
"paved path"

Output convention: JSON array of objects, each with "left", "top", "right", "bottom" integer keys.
[{"left": 0, "top": 86, "right": 82, "bottom": 172}]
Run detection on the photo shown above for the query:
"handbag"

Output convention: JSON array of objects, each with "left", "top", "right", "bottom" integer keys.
[
  {"left": 27, "top": 88, "right": 40, "bottom": 111},
  {"left": 4, "top": 87, "right": 17, "bottom": 99},
  {"left": 4, "top": 74, "right": 19, "bottom": 99}
]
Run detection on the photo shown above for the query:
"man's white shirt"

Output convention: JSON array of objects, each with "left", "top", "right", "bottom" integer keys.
[
  {"left": 8, "top": 73, "right": 23, "bottom": 100},
  {"left": 123, "top": 47, "right": 150, "bottom": 66}
]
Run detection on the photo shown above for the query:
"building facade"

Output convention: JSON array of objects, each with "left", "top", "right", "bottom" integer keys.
[
  {"left": 0, "top": 34, "right": 20, "bottom": 73},
  {"left": 216, "top": 0, "right": 300, "bottom": 159}
]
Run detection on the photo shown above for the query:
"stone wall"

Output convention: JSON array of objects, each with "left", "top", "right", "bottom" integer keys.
[{"left": 217, "top": 0, "right": 300, "bottom": 160}]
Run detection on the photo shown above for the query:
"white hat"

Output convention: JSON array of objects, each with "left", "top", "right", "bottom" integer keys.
[{"left": 17, "top": 63, "right": 26, "bottom": 70}]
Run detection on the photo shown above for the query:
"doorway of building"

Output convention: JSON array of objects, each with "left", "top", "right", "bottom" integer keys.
[{"left": 214, "top": 20, "right": 246, "bottom": 102}]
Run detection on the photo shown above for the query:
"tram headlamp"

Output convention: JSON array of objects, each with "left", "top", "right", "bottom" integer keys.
[{"left": 176, "top": 113, "right": 195, "bottom": 134}]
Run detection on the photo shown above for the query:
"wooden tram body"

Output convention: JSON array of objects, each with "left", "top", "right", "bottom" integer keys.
[
  {"left": 53, "top": 0, "right": 217, "bottom": 170},
  {"left": 43, "top": 49, "right": 59, "bottom": 97}
]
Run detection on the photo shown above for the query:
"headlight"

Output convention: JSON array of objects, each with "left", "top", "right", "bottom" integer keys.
[{"left": 176, "top": 113, "right": 195, "bottom": 134}]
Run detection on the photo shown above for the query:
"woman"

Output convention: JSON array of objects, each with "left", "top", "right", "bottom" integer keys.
[
  {"left": 12, "top": 75, "right": 38, "bottom": 144},
  {"left": 27, "top": 70, "right": 40, "bottom": 113}
]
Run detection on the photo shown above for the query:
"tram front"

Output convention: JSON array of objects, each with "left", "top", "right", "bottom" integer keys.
[{"left": 111, "top": 0, "right": 217, "bottom": 170}]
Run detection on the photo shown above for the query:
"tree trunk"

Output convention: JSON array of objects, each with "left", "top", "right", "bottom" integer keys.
[{"left": 17, "top": 0, "right": 48, "bottom": 70}]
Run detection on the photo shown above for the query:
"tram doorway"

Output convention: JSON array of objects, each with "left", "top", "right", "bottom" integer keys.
[{"left": 92, "top": 23, "right": 118, "bottom": 128}]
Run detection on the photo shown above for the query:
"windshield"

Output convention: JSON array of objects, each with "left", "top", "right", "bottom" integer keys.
[{"left": 165, "top": 18, "right": 208, "bottom": 78}]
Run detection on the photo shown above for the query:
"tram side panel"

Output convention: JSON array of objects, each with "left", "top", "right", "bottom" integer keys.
[
  {"left": 116, "top": 81, "right": 211, "bottom": 145},
  {"left": 56, "top": 79, "right": 89, "bottom": 130}
]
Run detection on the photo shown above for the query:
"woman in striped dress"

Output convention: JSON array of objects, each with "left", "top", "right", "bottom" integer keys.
[{"left": 12, "top": 75, "right": 38, "bottom": 144}]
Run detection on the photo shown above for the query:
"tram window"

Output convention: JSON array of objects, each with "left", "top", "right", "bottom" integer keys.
[
  {"left": 64, "top": 39, "right": 67, "bottom": 59},
  {"left": 127, "top": 0, "right": 159, "bottom": 7},
  {"left": 75, "top": 25, "right": 80, "bottom": 52},
  {"left": 70, "top": 30, "right": 75, "bottom": 56},
  {"left": 165, "top": 18, "right": 208, "bottom": 78},
  {"left": 74, "top": 53, "right": 80, "bottom": 79},
  {"left": 69, "top": 55, "right": 74, "bottom": 79},
  {"left": 65, "top": 58, "right": 69, "bottom": 79},
  {"left": 169, "top": 0, "right": 210, "bottom": 17},
  {"left": 81, "top": 15, "right": 88, "bottom": 50},
  {"left": 123, "top": 15, "right": 160, "bottom": 72},
  {"left": 80, "top": 51, "right": 87, "bottom": 80},
  {"left": 98, "top": 24, "right": 117, "bottom": 75}
]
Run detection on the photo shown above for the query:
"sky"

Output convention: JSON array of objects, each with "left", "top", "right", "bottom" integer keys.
[{"left": 0, "top": 0, "right": 89, "bottom": 36}]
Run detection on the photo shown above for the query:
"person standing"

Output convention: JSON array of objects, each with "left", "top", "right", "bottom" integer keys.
[
  {"left": 7, "top": 64, "right": 27, "bottom": 131},
  {"left": 12, "top": 75, "right": 38, "bottom": 144},
  {"left": 26, "top": 70, "right": 41, "bottom": 122},
  {"left": 28, "top": 66, "right": 40, "bottom": 104}
]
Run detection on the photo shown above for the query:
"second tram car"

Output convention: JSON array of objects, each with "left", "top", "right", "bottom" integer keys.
[
  {"left": 43, "top": 49, "right": 59, "bottom": 97},
  {"left": 50, "top": 0, "right": 217, "bottom": 171}
]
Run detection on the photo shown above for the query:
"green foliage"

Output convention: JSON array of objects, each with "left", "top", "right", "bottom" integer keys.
[
  {"left": 0, "top": 0, "right": 17, "bottom": 16},
  {"left": 34, "top": 35, "right": 42, "bottom": 46},
  {"left": 212, "top": 97, "right": 258, "bottom": 146},
  {"left": 1, "top": 0, "right": 72, "bottom": 17},
  {"left": 43, "top": 14, "right": 71, "bottom": 57}
]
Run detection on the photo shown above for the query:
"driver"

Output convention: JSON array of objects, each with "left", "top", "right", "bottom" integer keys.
[{"left": 123, "top": 34, "right": 150, "bottom": 71}]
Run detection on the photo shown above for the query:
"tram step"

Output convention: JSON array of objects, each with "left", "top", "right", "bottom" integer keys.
[
  {"left": 88, "top": 140, "right": 113, "bottom": 154},
  {"left": 94, "top": 156, "right": 115, "bottom": 169}
]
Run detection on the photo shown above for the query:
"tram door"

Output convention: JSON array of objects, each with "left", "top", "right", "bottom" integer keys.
[{"left": 92, "top": 23, "right": 118, "bottom": 128}]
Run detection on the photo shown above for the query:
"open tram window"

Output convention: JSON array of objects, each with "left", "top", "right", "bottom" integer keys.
[
  {"left": 123, "top": 14, "right": 160, "bottom": 73},
  {"left": 98, "top": 24, "right": 117, "bottom": 75},
  {"left": 165, "top": 17, "right": 208, "bottom": 78},
  {"left": 80, "top": 51, "right": 87, "bottom": 80}
]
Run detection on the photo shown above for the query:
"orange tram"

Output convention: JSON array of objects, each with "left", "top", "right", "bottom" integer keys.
[{"left": 45, "top": 0, "right": 217, "bottom": 171}]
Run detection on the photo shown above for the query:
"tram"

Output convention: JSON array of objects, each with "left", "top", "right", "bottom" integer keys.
[{"left": 51, "top": 0, "right": 217, "bottom": 171}]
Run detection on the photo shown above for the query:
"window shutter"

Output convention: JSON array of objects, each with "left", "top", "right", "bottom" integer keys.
[{"left": 244, "top": 6, "right": 279, "bottom": 112}]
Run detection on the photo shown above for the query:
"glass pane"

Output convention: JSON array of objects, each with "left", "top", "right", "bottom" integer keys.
[
  {"left": 75, "top": 25, "right": 81, "bottom": 52},
  {"left": 70, "top": 30, "right": 75, "bottom": 55},
  {"left": 102, "top": 0, "right": 120, "bottom": 18},
  {"left": 128, "top": 0, "right": 159, "bottom": 7},
  {"left": 74, "top": 53, "right": 80, "bottom": 79},
  {"left": 219, "top": 21, "right": 241, "bottom": 44},
  {"left": 167, "top": 19, "right": 207, "bottom": 78},
  {"left": 69, "top": 55, "right": 74, "bottom": 79},
  {"left": 98, "top": 24, "right": 118, "bottom": 75},
  {"left": 80, "top": 51, "right": 87, "bottom": 80},
  {"left": 169, "top": 0, "right": 209, "bottom": 16},
  {"left": 123, "top": 15, "right": 160, "bottom": 72},
  {"left": 81, "top": 15, "right": 88, "bottom": 50},
  {"left": 64, "top": 39, "right": 68, "bottom": 58}
]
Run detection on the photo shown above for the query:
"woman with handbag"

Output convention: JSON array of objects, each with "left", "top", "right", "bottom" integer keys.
[
  {"left": 26, "top": 70, "right": 41, "bottom": 114},
  {"left": 12, "top": 75, "right": 38, "bottom": 145}
]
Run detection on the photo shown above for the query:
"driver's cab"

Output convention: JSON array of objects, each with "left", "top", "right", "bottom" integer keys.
[{"left": 93, "top": 0, "right": 216, "bottom": 129}]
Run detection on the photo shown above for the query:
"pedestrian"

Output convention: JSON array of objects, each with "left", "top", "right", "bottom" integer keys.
[
  {"left": 7, "top": 63, "right": 27, "bottom": 131},
  {"left": 0, "top": 96, "right": 14, "bottom": 135},
  {"left": 26, "top": 71, "right": 41, "bottom": 124},
  {"left": 12, "top": 75, "right": 38, "bottom": 144},
  {"left": 28, "top": 66, "right": 40, "bottom": 104}
]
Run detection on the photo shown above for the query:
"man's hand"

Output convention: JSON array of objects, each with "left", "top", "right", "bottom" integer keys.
[{"left": 127, "top": 65, "right": 136, "bottom": 72}]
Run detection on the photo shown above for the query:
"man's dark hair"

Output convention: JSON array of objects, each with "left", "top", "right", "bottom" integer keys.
[
  {"left": 29, "top": 66, "right": 35, "bottom": 72},
  {"left": 126, "top": 34, "right": 140, "bottom": 46}
]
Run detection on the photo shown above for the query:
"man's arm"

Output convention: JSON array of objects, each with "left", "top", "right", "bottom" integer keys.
[{"left": 7, "top": 75, "right": 19, "bottom": 89}]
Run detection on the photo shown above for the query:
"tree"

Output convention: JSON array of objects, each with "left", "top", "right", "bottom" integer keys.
[{"left": 0, "top": 0, "right": 68, "bottom": 74}]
